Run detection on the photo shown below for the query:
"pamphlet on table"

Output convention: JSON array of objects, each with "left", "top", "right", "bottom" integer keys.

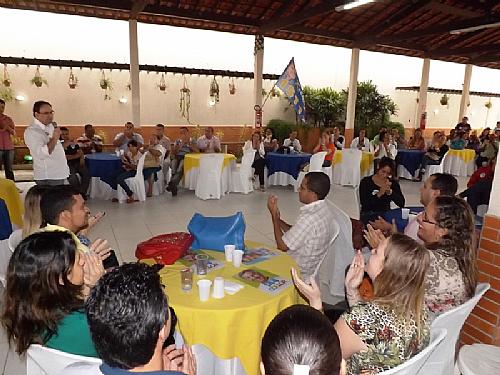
[{"left": 234, "top": 267, "right": 291, "bottom": 295}]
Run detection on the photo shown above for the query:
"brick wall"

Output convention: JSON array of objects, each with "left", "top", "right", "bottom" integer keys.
[{"left": 461, "top": 214, "right": 500, "bottom": 346}]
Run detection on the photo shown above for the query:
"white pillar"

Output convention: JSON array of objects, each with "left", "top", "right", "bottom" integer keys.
[
  {"left": 458, "top": 64, "right": 473, "bottom": 122},
  {"left": 254, "top": 35, "right": 264, "bottom": 127},
  {"left": 345, "top": 48, "right": 360, "bottom": 146},
  {"left": 488, "top": 153, "right": 500, "bottom": 217},
  {"left": 129, "top": 19, "right": 141, "bottom": 127},
  {"left": 416, "top": 58, "right": 430, "bottom": 129}
]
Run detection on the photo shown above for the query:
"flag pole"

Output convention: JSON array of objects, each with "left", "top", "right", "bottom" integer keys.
[{"left": 261, "top": 81, "right": 277, "bottom": 110}]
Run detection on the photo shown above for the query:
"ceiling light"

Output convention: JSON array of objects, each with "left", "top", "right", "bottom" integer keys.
[
  {"left": 335, "top": 0, "right": 376, "bottom": 12},
  {"left": 450, "top": 21, "right": 500, "bottom": 35},
  {"left": 15, "top": 95, "right": 25, "bottom": 101},
  {"left": 118, "top": 97, "right": 128, "bottom": 104}
]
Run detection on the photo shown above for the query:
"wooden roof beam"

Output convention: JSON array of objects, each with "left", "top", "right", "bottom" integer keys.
[
  {"left": 471, "top": 52, "right": 500, "bottom": 64},
  {"left": 130, "top": 0, "right": 147, "bottom": 19},
  {"left": 429, "top": 43, "right": 500, "bottom": 58},
  {"left": 426, "top": 1, "right": 484, "bottom": 18},
  {"left": 281, "top": 25, "right": 353, "bottom": 43},
  {"left": 258, "top": 1, "right": 344, "bottom": 34}
]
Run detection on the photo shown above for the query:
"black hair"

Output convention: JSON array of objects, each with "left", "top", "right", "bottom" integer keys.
[
  {"left": 180, "top": 126, "right": 189, "bottom": 132},
  {"left": 40, "top": 185, "right": 80, "bottom": 226},
  {"left": 84, "top": 124, "right": 93, "bottom": 130},
  {"left": 377, "top": 156, "right": 395, "bottom": 175},
  {"left": 32, "top": 100, "right": 51, "bottom": 116},
  {"left": 261, "top": 305, "right": 342, "bottom": 375},
  {"left": 0, "top": 99, "right": 5, "bottom": 105},
  {"left": 430, "top": 173, "right": 458, "bottom": 196},
  {"left": 127, "top": 139, "right": 138, "bottom": 147},
  {"left": 86, "top": 263, "right": 169, "bottom": 369},
  {"left": 125, "top": 122, "right": 134, "bottom": 126},
  {"left": 304, "top": 172, "right": 330, "bottom": 200},
  {"left": 60, "top": 127, "right": 69, "bottom": 131},
  {"left": 379, "top": 131, "right": 388, "bottom": 142},
  {"left": 156, "top": 123, "right": 165, "bottom": 128}
]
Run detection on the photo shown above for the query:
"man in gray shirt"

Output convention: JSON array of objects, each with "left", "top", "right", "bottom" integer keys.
[{"left": 113, "top": 122, "right": 144, "bottom": 153}]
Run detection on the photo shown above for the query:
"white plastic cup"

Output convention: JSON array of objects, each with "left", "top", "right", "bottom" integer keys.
[
  {"left": 212, "top": 277, "right": 225, "bottom": 299},
  {"left": 197, "top": 279, "right": 212, "bottom": 302},
  {"left": 401, "top": 208, "right": 410, "bottom": 220},
  {"left": 115, "top": 150, "right": 120, "bottom": 157},
  {"left": 232, "top": 250, "right": 244, "bottom": 268},
  {"left": 224, "top": 245, "right": 235, "bottom": 262}
]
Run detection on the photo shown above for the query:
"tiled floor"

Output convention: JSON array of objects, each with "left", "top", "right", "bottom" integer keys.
[{"left": 0, "top": 177, "right": 468, "bottom": 374}]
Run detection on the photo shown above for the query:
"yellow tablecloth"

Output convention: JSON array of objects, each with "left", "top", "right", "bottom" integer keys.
[
  {"left": 0, "top": 179, "right": 23, "bottom": 227},
  {"left": 148, "top": 242, "right": 300, "bottom": 375},
  {"left": 333, "top": 150, "right": 374, "bottom": 175},
  {"left": 448, "top": 149, "right": 475, "bottom": 163},
  {"left": 183, "top": 153, "right": 236, "bottom": 178}
]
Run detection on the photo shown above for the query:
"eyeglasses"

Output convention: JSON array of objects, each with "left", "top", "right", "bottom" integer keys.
[
  {"left": 422, "top": 211, "right": 438, "bottom": 226},
  {"left": 38, "top": 110, "right": 55, "bottom": 115}
]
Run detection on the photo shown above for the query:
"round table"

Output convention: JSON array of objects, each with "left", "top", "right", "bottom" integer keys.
[
  {"left": 381, "top": 207, "right": 424, "bottom": 232},
  {"left": 396, "top": 150, "right": 425, "bottom": 179},
  {"left": 85, "top": 153, "right": 122, "bottom": 199},
  {"left": 265, "top": 152, "right": 311, "bottom": 186},
  {"left": 332, "top": 150, "right": 374, "bottom": 185},
  {"left": 0, "top": 199, "right": 12, "bottom": 240},
  {"left": 183, "top": 153, "right": 236, "bottom": 192},
  {"left": 0, "top": 178, "right": 23, "bottom": 228},
  {"left": 155, "top": 244, "right": 299, "bottom": 375},
  {"left": 444, "top": 149, "right": 476, "bottom": 176}
]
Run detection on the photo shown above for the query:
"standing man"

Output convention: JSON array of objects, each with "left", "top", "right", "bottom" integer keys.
[
  {"left": 197, "top": 126, "right": 221, "bottom": 153},
  {"left": 24, "top": 100, "right": 69, "bottom": 185},
  {"left": 0, "top": 99, "right": 15, "bottom": 181},
  {"left": 113, "top": 122, "right": 144, "bottom": 154},
  {"left": 455, "top": 116, "right": 472, "bottom": 133},
  {"left": 61, "top": 127, "right": 91, "bottom": 199},
  {"left": 167, "top": 127, "right": 198, "bottom": 197}
]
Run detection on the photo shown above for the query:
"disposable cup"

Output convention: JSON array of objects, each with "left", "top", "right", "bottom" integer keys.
[
  {"left": 402, "top": 208, "right": 410, "bottom": 220},
  {"left": 224, "top": 245, "right": 235, "bottom": 262},
  {"left": 197, "top": 279, "right": 212, "bottom": 302},
  {"left": 232, "top": 250, "right": 244, "bottom": 268},
  {"left": 213, "top": 277, "right": 225, "bottom": 299}
]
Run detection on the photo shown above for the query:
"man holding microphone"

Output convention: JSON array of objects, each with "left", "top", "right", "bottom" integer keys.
[{"left": 24, "top": 100, "right": 69, "bottom": 185}]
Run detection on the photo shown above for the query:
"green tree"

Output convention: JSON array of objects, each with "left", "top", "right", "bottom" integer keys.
[
  {"left": 303, "top": 86, "right": 344, "bottom": 127},
  {"left": 342, "top": 80, "right": 397, "bottom": 138}
]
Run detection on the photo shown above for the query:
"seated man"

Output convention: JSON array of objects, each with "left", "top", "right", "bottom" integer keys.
[
  {"left": 459, "top": 158, "right": 495, "bottom": 214},
  {"left": 155, "top": 123, "right": 172, "bottom": 181},
  {"left": 283, "top": 130, "right": 302, "bottom": 152},
  {"left": 40, "top": 185, "right": 119, "bottom": 270},
  {"left": 62, "top": 263, "right": 196, "bottom": 375},
  {"left": 197, "top": 126, "right": 221, "bottom": 153},
  {"left": 77, "top": 124, "right": 103, "bottom": 154},
  {"left": 113, "top": 122, "right": 144, "bottom": 154},
  {"left": 114, "top": 140, "right": 142, "bottom": 203},
  {"left": 141, "top": 134, "right": 166, "bottom": 197},
  {"left": 60, "top": 127, "right": 91, "bottom": 199},
  {"left": 167, "top": 127, "right": 199, "bottom": 197},
  {"left": 267, "top": 172, "right": 337, "bottom": 280}
]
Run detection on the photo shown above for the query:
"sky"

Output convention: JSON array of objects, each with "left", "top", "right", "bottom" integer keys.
[{"left": 1, "top": 7, "right": 499, "bottom": 96}]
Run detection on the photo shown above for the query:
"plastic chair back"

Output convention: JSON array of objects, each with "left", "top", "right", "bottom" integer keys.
[
  {"left": 312, "top": 219, "right": 339, "bottom": 280},
  {"left": 27, "top": 344, "right": 101, "bottom": 375},
  {"left": 340, "top": 149, "right": 362, "bottom": 186},
  {"left": 309, "top": 151, "right": 326, "bottom": 171},
  {"left": 117, "top": 153, "right": 147, "bottom": 203},
  {"left": 195, "top": 154, "right": 225, "bottom": 200},
  {"left": 423, "top": 283, "right": 490, "bottom": 375}
]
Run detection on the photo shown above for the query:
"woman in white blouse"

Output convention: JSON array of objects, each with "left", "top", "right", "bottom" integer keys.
[
  {"left": 243, "top": 131, "right": 266, "bottom": 191},
  {"left": 350, "top": 129, "right": 370, "bottom": 151}
]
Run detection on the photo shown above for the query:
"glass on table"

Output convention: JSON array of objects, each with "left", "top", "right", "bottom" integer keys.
[
  {"left": 180, "top": 268, "right": 193, "bottom": 291},
  {"left": 195, "top": 254, "right": 209, "bottom": 275}
]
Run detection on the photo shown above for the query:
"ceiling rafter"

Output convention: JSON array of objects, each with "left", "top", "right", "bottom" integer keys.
[{"left": 429, "top": 43, "right": 500, "bottom": 57}]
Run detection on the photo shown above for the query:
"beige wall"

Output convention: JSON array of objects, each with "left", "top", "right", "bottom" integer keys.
[{"left": 2, "top": 65, "right": 295, "bottom": 126}]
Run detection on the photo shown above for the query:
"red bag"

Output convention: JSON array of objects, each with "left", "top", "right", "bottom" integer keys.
[{"left": 135, "top": 232, "right": 194, "bottom": 265}]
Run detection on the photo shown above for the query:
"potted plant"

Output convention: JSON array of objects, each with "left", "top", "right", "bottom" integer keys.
[
  {"left": 3, "top": 65, "right": 11, "bottom": 87},
  {"left": 209, "top": 76, "right": 220, "bottom": 103},
  {"left": 229, "top": 78, "right": 236, "bottom": 95},
  {"left": 158, "top": 73, "right": 167, "bottom": 91},
  {"left": 68, "top": 68, "right": 78, "bottom": 89},
  {"left": 270, "top": 87, "right": 281, "bottom": 98},
  {"left": 485, "top": 100, "right": 493, "bottom": 109},
  {"left": 100, "top": 78, "right": 112, "bottom": 90},
  {"left": 31, "top": 67, "right": 48, "bottom": 88},
  {"left": 440, "top": 94, "right": 449, "bottom": 106},
  {"left": 0, "top": 87, "right": 14, "bottom": 102}
]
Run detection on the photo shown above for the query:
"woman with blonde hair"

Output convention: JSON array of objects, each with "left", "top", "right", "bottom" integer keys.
[{"left": 293, "top": 233, "right": 430, "bottom": 374}]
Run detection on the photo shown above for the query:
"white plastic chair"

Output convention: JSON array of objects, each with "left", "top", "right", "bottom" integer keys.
[
  {"left": 152, "top": 152, "right": 166, "bottom": 196},
  {"left": 423, "top": 151, "right": 449, "bottom": 180},
  {"left": 319, "top": 202, "right": 355, "bottom": 304},
  {"left": 231, "top": 150, "right": 254, "bottom": 194},
  {"left": 311, "top": 219, "right": 340, "bottom": 281},
  {"left": 117, "top": 153, "right": 147, "bottom": 203},
  {"left": 0, "top": 238, "right": 12, "bottom": 287},
  {"left": 353, "top": 185, "right": 361, "bottom": 219},
  {"left": 422, "top": 283, "right": 490, "bottom": 375},
  {"left": 339, "top": 149, "right": 362, "bottom": 186},
  {"left": 195, "top": 154, "right": 225, "bottom": 200},
  {"left": 294, "top": 151, "right": 326, "bottom": 192},
  {"left": 378, "top": 328, "right": 447, "bottom": 375},
  {"left": 27, "top": 344, "right": 102, "bottom": 375},
  {"left": 458, "top": 343, "right": 500, "bottom": 375}
]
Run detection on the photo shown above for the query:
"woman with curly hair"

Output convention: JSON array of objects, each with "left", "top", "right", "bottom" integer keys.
[
  {"left": 1, "top": 231, "right": 104, "bottom": 356},
  {"left": 417, "top": 195, "right": 477, "bottom": 315}
]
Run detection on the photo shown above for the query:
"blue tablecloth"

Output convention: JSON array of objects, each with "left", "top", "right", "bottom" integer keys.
[
  {"left": 381, "top": 206, "right": 424, "bottom": 233},
  {"left": 0, "top": 199, "right": 13, "bottom": 241},
  {"left": 86, "top": 153, "right": 122, "bottom": 189},
  {"left": 265, "top": 152, "right": 311, "bottom": 180},
  {"left": 396, "top": 150, "right": 425, "bottom": 175}
]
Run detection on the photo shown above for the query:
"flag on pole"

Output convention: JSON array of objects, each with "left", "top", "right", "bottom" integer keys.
[{"left": 275, "top": 58, "right": 306, "bottom": 122}]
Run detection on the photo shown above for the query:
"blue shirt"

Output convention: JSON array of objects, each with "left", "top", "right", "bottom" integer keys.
[{"left": 100, "top": 364, "right": 184, "bottom": 375}]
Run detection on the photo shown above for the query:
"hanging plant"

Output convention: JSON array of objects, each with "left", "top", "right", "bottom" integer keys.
[
  {"left": 30, "top": 66, "right": 48, "bottom": 88},
  {"left": 68, "top": 68, "right": 78, "bottom": 89},
  {"left": 439, "top": 94, "right": 449, "bottom": 106},
  {"left": 2, "top": 65, "right": 11, "bottom": 87},
  {"left": 126, "top": 81, "right": 132, "bottom": 91},
  {"left": 229, "top": 78, "right": 236, "bottom": 95},
  {"left": 270, "top": 87, "right": 281, "bottom": 98},
  {"left": 158, "top": 73, "right": 167, "bottom": 91},
  {"left": 0, "top": 87, "right": 14, "bottom": 102},
  {"left": 262, "top": 88, "right": 268, "bottom": 97},
  {"left": 209, "top": 76, "right": 220, "bottom": 103},
  {"left": 179, "top": 76, "right": 191, "bottom": 123},
  {"left": 485, "top": 99, "right": 493, "bottom": 109},
  {"left": 100, "top": 71, "right": 113, "bottom": 100}
]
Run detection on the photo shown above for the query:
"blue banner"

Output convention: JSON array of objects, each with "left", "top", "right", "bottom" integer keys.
[{"left": 275, "top": 58, "right": 306, "bottom": 122}]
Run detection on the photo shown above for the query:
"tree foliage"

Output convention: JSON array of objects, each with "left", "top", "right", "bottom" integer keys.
[{"left": 303, "top": 86, "right": 344, "bottom": 127}]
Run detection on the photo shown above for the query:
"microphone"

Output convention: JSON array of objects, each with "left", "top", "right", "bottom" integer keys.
[{"left": 52, "top": 121, "right": 58, "bottom": 128}]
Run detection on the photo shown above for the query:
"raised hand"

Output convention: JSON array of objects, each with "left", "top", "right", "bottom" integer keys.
[{"left": 291, "top": 268, "right": 322, "bottom": 311}]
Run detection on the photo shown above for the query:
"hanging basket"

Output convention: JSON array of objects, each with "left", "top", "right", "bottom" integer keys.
[
  {"left": 439, "top": 94, "right": 449, "bottom": 106},
  {"left": 158, "top": 73, "right": 167, "bottom": 91},
  {"left": 229, "top": 78, "right": 236, "bottom": 95},
  {"left": 2, "top": 65, "right": 11, "bottom": 87},
  {"left": 179, "top": 76, "right": 191, "bottom": 123},
  {"left": 68, "top": 68, "right": 78, "bottom": 89},
  {"left": 209, "top": 76, "right": 220, "bottom": 103},
  {"left": 31, "top": 66, "right": 48, "bottom": 88},
  {"left": 485, "top": 100, "right": 493, "bottom": 109},
  {"left": 100, "top": 71, "right": 112, "bottom": 90}
]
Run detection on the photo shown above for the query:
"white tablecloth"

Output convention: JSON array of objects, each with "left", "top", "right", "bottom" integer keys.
[
  {"left": 89, "top": 177, "right": 117, "bottom": 200},
  {"left": 443, "top": 149, "right": 475, "bottom": 177},
  {"left": 183, "top": 162, "right": 235, "bottom": 193}
]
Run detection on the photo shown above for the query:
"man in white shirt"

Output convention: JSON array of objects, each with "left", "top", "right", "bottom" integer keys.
[
  {"left": 197, "top": 126, "right": 221, "bottom": 153},
  {"left": 283, "top": 130, "right": 302, "bottom": 152},
  {"left": 155, "top": 123, "right": 172, "bottom": 184},
  {"left": 24, "top": 100, "right": 69, "bottom": 185},
  {"left": 267, "top": 172, "right": 337, "bottom": 280},
  {"left": 113, "top": 122, "right": 144, "bottom": 153},
  {"left": 350, "top": 129, "right": 370, "bottom": 151}
]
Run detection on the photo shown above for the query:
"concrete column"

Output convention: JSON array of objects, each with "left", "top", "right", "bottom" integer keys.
[
  {"left": 344, "top": 48, "right": 360, "bottom": 147},
  {"left": 416, "top": 58, "right": 430, "bottom": 131},
  {"left": 458, "top": 64, "right": 473, "bottom": 122},
  {"left": 254, "top": 35, "right": 264, "bottom": 127},
  {"left": 129, "top": 19, "right": 141, "bottom": 127}
]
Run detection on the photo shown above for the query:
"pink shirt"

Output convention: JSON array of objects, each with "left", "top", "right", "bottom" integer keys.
[{"left": 0, "top": 114, "right": 15, "bottom": 150}]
